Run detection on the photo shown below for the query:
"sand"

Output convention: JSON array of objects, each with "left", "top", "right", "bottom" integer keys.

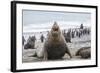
[{"left": 22, "top": 34, "right": 91, "bottom": 63}]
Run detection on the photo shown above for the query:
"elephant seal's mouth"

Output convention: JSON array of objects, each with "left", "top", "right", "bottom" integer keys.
[{"left": 53, "top": 27, "right": 59, "bottom": 31}]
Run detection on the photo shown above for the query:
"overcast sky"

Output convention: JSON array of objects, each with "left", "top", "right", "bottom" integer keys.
[{"left": 23, "top": 10, "right": 91, "bottom": 26}]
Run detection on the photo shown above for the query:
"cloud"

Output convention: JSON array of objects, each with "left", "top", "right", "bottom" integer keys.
[{"left": 23, "top": 10, "right": 91, "bottom": 26}]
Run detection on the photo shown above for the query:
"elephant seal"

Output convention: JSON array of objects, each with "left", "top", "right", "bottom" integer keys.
[
  {"left": 43, "top": 22, "right": 72, "bottom": 60},
  {"left": 75, "top": 47, "right": 91, "bottom": 59}
]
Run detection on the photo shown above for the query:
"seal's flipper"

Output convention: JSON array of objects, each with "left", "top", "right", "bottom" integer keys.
[
  {"left": 65, "top": 45, "right": 72, "bottom": 58},
  {"left": 43, "top": 51, "right": 48, "bottom": 61},
  {"left": 43, "top": 45, "right": 48, "bottom": 61}
]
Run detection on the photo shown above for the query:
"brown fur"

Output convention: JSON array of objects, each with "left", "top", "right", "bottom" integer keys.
[
  {"left": 43, "top": 22, "right": 72, "bottom": 60},
  {"left": 76, "top": 47, "right": 91, "bottom": 59}
]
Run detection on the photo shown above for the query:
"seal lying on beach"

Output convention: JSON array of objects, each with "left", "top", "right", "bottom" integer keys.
[
  {"left": 24, "top": 36, "right": 36, "bottom": 49},
  {"left": 75, "top": 47, "right": 91, "bottom": 59},
  {"left": 33, "top": 22, "right": 72, "bottom": 60}
]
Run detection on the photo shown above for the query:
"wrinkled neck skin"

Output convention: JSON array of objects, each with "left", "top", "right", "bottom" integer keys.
[
  {"left": 48, "top": 31, "right": 63, "bottom": 44},
  {"left": 51, "top": 35, "right": 60, "bottom": 42}
]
